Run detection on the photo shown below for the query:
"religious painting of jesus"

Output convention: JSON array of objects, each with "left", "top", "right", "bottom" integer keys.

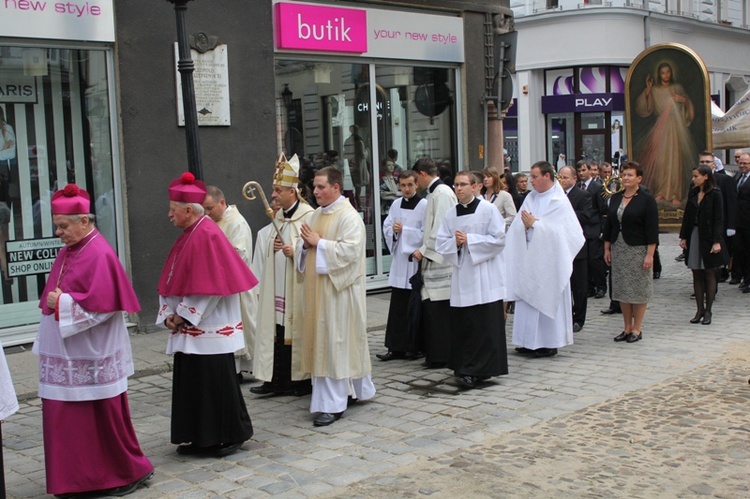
[{"left": 625, "top": 44, "right": 711, "bottom": 207}]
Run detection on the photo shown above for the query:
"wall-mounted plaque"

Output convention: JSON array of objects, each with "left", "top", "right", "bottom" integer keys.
[{"left": 174, "top": 43, "right": 230, "bottom": 126}]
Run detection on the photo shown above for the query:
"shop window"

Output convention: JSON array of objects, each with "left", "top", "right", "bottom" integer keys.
[
  {"left": 0, "top": 46, "right": 117, "bottom": 328},
  {"left": 275, "top": 61, "right": 457, "bottom": 281}
]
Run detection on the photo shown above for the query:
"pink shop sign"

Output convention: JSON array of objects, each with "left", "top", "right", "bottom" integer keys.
[{"left": 275, "top": 2, "right": 367, "bottom": 53}]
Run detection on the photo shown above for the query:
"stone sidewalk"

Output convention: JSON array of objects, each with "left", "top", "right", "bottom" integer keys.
[{"left": 3, "top": 232, "right": 750, "bottom": 498}]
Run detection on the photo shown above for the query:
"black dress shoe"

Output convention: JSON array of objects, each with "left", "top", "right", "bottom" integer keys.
[
  {"left": 533, "top": 348, "right": 558, "bottom": 358},
  {"left": 515, "top": 347, "right": 533, "bottom": 354},
  {"left": 405, "top": 351, "right": 424, "bottom": 360},
  {"left": 601, "top": 307, "right": 622, "bottom": 315},
  {"left": 456, "top": 375, "right": 477, "bottom": 388},
  {"left": 701, "top": 312, "right": 712, "bottom": 325},
  {"left": 176, "top": 443, "right": 212, "bottom": 455},
  {"left": 212, "top": 441, "right": 244, "bottom": 457},
  {"left": 313, "top": 412, "right": 343, "bottom": 426},
  {"left": 572, "top": 323, "right": 582, "bottom": 333},
  {"left": 376, "top": 351, "right": 405, "bottom": 361},
  {"left": 652, "top": 271, "right": 661, "bottom": 279},
  {"left": 104, "top": 470, "right": 154, "bottom": 496},
  {"left": 613, "top": 331, "right": 628, "bottom": 342},
  {"left": 689, "top": 311, "right": 704, "bottom": 324},
  {"left": 594, "top": 288, "right": 606, "bottom": 299},
  {"left": 421, "top": 361, "right": 446, "bottom": 369},
  {"left": 625, "top": 332, "right": 642, "bottom": 343},
  {"left": 675, "top": 253, "right": 686, "bottom": 262},
  {"left": 250, "top": 382, "right": 274, "bottom": 395},
  {"left": 729, "top": 277, "right": 741, "bottom": 285},
  {"left": 743, "top": 287, "right": 750, "bottom": 294}
]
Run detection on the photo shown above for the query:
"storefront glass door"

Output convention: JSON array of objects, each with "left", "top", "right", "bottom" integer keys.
[
  {"left": 275, "top": 60, "right": 458, "bottom": 287},
  {"left": 0, "top": 45, "right": 119, "bottom": 340}
]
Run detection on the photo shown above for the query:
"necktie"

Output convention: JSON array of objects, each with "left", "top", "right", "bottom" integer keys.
[
  {"left": 578, "top": 181, "right": 585, "bottom": 189},
  {"left": 739, "top": 174, "right": 747, "bottom": 188}
]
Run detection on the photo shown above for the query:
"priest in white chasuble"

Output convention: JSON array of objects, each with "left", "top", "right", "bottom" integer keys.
[
  {"left": 251, "top": 154, "right": 315, "bottom": 396},
  {"left": 297, "top": 166, "right": 375, "bottom": 427},
  {"left": 376, "top": 170, "right": 427, "bottom": 361},
  {"left": 436, "top": 172, "right": 508, "bottom": 389},
  {"left": 505, "top": 161, "right": 585, "bottom": 359}
]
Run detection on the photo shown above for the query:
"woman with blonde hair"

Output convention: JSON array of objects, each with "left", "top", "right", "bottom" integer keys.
[{"left": 481, "top": 167, "right": 516, "bottom": 229}]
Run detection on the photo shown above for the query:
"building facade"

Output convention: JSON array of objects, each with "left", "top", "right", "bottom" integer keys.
[
  {"left": 506, "top": 0, "right": 750, "bottom": 172},
  {"left": 0, "top": 0, "right": 510, "bottom": 343}
]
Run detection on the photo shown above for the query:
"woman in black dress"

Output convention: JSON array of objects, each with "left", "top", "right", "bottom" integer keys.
[{"left": 679, "top": 165, "right": 728, "bottom": 325}]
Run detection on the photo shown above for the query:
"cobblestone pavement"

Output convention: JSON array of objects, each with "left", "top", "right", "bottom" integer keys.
[{"left": 3, "top": 232, "right": 750, "bottom": 498}]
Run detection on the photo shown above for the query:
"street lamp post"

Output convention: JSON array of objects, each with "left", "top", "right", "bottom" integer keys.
[{"left": 167, "top": 0, "right": 204, "bottom": 180}]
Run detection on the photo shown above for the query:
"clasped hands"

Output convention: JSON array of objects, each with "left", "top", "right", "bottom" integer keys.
[
  {"left": 273, "top": 236, "right": 294, "bottom": 257},
  {"left": 300, "top": 223, "right": 321, "bottom": 249},
  {"left": 521, "top": 210, "right": 536, "bottom": 230},
  {"left": 165, "top": 314, "right": 186, "bottom": 333}
]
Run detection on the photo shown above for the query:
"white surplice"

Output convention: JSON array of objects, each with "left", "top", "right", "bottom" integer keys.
[
  {"left": 33, "top": 294, "right": 134, "bottom": 402},
  {"left": 383, "top": 195, "right": 427, "bottom": 289},
  {"left": 436, "top": 198, "right": 506, "bottom": 307},
  {"left": 419, "top": 179, "right": 457, "bottom": 302},
  {"left": 157, "top": 294, "right": 245, "bottom": 355},
  {"left": 505, "top": 182, "right": 585, "bottom": 350}
]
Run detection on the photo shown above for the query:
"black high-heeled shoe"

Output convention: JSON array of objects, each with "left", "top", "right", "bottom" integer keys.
[
  {"left": 701, "top": 311, "right": 712, "bottom": 325},
  {"left": 689, "top": 311, "right": 705, "bottom": 324}
]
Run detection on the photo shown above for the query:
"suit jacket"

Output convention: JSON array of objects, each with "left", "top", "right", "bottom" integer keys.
[
  {"left": 714, "top": 172, "right": 737, "bottom": 231},
  {"left": 733, "top": 172, "right": 750, "bottom": 229},
  {"left": 584, "top": 179, "right": 607, "bottom": 232},
  {"left": 604, "top": 187, "right": 659, "bottom": 247},
  {"left": 679, "top": 187, "right": 729, "bottom": 268},
  {"left": 566, "top": 187, "right": 598, "bottom": 260}
]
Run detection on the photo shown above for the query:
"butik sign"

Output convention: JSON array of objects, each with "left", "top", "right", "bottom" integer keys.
[
  {"left": 0, "top": 0, "right": 115, "bottom": 42},
  {"left": 275, "top": 2, "right": 367, "bottom": 53},
  {"left": 274, "top": 1, "right": 464, "bottom": 63}
]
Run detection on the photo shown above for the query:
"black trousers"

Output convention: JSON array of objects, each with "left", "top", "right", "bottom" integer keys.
[
  {"left": 587, "top": 239, "right": 607, "bottom": 292},
  {"left": 733, "top": 228, "right": 750, "bottom": 282},
  {"left": 570, "top": 258, "right": 588, "bottom": 326}
]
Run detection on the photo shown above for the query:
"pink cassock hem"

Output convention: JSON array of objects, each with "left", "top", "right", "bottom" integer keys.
[{"left": 42, "top": 393, "right": 153, "bottom": 495}]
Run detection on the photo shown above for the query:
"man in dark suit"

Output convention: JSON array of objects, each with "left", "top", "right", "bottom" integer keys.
[
  {"left": 576, "top": 160, "right": 607, "bottom": 299},
  {"left": 699, "top": 152, "right": 737, "bottom": 283},
  {"left": 559, "top": 166, "right": 598, "bottom": 332},
  {"left": 733, "top": 152, "right": 750, "bottom": 291}
]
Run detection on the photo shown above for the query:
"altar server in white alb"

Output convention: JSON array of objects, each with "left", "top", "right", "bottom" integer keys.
[
  {"left": 297, "top": 166, "right": 375, "bottom": 427},
  {"left": 376, "top": 170, "right": 427, "bottom": 361},
  {"left": 505, "top": 161, "right": 585, "bottom": 358},
  {"left": 436, "top": 171, "right": 508, "bottom": 389},
  {"left": 251, "top": 154, "right": 315, "bottom": 396}
]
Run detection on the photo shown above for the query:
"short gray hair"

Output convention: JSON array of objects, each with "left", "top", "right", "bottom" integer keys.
[{"left": 173, "top": 201, "right": 205, "bottom": 216}]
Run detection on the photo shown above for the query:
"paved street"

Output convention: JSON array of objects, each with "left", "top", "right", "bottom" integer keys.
[{"left": 2, "top": 232, "right": 749, "bottom": 498}]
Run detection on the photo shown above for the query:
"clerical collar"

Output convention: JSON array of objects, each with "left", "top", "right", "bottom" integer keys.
[
  {"left": 427, "top": 177, "right": 443, "bottom": 193},
  {"left": 400, "top": 194, "right": 420, "bottom": 210},
  {"left": 221, "top": 205, "right": 234, "bottom": 219},
  {"left": 321, "top": 195, "right": 345, "bottom": 214},
  {"left": 456, "top": 197, "right": 480, "bottom": 216},
  {"left": 283, "top": 200, "right": 299, "bottom": 219}
]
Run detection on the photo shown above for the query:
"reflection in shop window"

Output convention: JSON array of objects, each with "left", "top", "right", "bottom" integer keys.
[{"left": 0, "top": 46, "right": 117, "bottom": 318}]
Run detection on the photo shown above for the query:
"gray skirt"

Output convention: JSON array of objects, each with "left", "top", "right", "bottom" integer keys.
[{"left": 611, "top": 239, "right": 653, "bottom": 304}]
